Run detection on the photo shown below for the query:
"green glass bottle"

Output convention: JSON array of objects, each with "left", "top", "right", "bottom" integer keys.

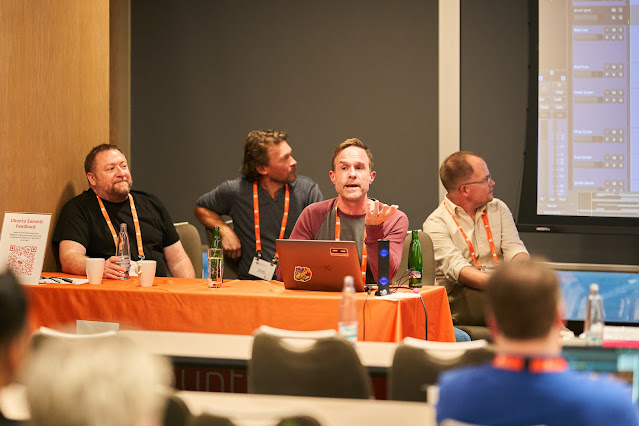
[
  {"left": 408, "top": 230, "right": 423, "bottom": 288},
  {"left": 208, "top": 226, "right": 224, "bottom": 288},
  {"left": 211, "top": 226, "right": 223, "bottom": 250}
]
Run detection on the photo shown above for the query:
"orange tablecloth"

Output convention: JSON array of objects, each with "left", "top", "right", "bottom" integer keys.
[{"left": 25, "top": 277, "right": 455, "bottom": 342}]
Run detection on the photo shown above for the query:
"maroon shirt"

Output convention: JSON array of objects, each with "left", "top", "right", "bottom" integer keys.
[{"left": 285, "top": 198, "right": 408, "bottom": 283}]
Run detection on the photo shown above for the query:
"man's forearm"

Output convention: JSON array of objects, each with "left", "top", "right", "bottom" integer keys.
[
  {"left": 194, "top": 207, "right": 231, "bottom": 231},
  {"left": 60, "top": 252, "right": 89, "bottom": 276},
  {"left": 458, "top": 266, "right": 490, "bottom": 290},
  {"left": 164, "top": 240, "right": 196, "bottom": 278},
  {"left": 168, "top": 257, "right": 196, "bottom": 278},
  {"left": 194, "top": 206, "right": 242, "bottom": 259}
]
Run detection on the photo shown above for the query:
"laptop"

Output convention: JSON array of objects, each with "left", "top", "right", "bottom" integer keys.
[{"left": 276, "top": 239, "right": 366, "bottom": 292}]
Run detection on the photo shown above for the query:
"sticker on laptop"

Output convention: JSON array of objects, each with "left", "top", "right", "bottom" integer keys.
[{"left": 294, "top": 266, "right": 312, "bottom": 282}]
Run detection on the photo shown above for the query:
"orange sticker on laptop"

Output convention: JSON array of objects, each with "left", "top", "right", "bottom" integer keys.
[{"left": 294, "top": 266, "right": 312, "bottom": 282}]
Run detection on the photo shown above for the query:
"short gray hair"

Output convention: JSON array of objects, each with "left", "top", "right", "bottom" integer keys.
[{"left": 25, "top": 335, "right": 171, "bottom": 426}]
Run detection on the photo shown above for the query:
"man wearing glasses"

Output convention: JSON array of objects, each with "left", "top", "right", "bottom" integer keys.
[{"left": 423, "top": 151, "right": 529, "bottom": 327}]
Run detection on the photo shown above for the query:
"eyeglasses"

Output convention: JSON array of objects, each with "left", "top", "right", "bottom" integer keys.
[{"left": 459, "top": 174, "right": 492, "bottom": 190}]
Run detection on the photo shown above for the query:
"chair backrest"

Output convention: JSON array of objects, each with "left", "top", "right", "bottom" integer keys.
[
  {"left": 161, "top": 391, "right": 192, "bottom": 426},
  {"left": 402, "top": 336, "right": 488, "bottom": 352},
  {"left": 256, "top": 325, "right": 337, "bottom": 339},
  {"left": 388, "top": 338, "right": 494, "bottom": 402},
  {"left": 397, "top": 230, "right": 436, "bottom": 286},
  {"left": 454, "top": 325, "right": 492, "bottom": 342},
  {"left": 248, "top": 329, "right": 372, "bottom": 399},
  {"left": 188, "top": 413, "right": 321, "bottom": 426},
  {"left": 30, "top": 327, "right": 118, "bottom": 352},
  {"left": 188, "top": 414, "right": 236, "bottom": 426},
  {"left": 174, "top": 222, "right": 203, "bottom": 278}
]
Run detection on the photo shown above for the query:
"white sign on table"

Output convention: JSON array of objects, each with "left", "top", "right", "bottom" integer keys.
[{"left": 0, "top": 212, "right": 51, "bottom": 285}]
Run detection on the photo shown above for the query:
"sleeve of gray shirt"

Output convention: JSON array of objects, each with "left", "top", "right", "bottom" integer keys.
[{"left": 195, "top": 179, "right": 240, "bottom": 215}]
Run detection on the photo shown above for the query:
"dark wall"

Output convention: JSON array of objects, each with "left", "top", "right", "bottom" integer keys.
[
  {"left": 131, "top": 0, "right": 636, "bottom": 264},
  {"left": 460, "top": 0, "right": 639, "bottom": 264},
  {"left": 131, "top": 0, "right": 439, "bottom": 239}
]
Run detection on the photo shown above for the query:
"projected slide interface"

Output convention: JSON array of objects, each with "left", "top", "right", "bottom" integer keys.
[{"left": 538, "top": 1, "right": 639, "bottom": 217}]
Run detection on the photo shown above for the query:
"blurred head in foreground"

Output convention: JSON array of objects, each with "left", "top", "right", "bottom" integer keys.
[
  {"left": 25, "top": 335, "right": 171, "bottom": 426},
  {"left": 485, "top": 259, "right": 563, "bottom": 350},
  {"left": 0, "top": 271, "right": 29, "bottom": 389}
]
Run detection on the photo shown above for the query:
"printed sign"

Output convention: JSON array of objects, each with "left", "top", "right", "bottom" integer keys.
[{"left": 0, "top": 212, "right": 51, "bottom": 285}]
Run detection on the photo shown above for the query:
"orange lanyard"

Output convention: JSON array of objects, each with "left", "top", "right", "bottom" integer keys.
[
  {"left": 492, "top": 354, "right": 567, "bottom": 373},
  {"left": 334, "top": 204, "right": 367, "bottom": 283},
  {"left": 253, "top": 182, "right": 290, "bottom": 260},
  {"left": 444, "top": 202, "right": 499, "bottom": 270},
  {"left": 96, "top": 193, "right": 145, "bottom": 259}
]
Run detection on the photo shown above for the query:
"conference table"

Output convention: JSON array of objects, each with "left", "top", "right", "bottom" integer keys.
[{"left": 26, "top": 276, "right": 455, "bottom": 343}]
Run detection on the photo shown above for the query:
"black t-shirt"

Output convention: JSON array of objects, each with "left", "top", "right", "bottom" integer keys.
[{"left": 52, "top": 189, "right": 180, "bottom": 277}]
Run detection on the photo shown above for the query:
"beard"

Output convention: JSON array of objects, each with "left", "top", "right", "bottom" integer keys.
[
  {"left": 272, "top": 168, "right": 297, "bottom": 185},
  {"left": 285, "top": 170, "right": 297, "bottom": 183},
  {"left": 109, "top": 179, "right": 133, "bottom": 198}
]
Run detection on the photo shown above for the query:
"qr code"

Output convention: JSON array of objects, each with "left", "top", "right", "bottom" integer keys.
[{"left": 8, "top": 245, "right": 37, "bottom": 276}]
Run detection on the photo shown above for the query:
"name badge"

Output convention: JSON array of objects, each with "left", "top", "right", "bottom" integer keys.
[{"left": 249, "top": 256, "right": 277, "bottom": 281}]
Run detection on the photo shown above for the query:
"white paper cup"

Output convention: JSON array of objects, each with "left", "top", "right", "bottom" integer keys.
[
  {"left": 86, "top": 258, "right": 106, "bottom": 285},
  {"left": 135, "top": 260, "right": 157, "bottom": 287}
]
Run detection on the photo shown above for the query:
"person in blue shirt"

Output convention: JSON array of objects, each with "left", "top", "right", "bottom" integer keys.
[{"left": 437, "top": 259, "right": 639, "bottom": 426}]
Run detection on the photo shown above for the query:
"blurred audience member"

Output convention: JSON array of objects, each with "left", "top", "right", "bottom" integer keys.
[
  {"left": 25, "top": 335, "right": 171, "bottom": 426},
  {"left": 437, "top": 260, "right": 639, "bottom": 425},
  {"left": 0, "top": 272, "right": 29, "bottom": 425}
]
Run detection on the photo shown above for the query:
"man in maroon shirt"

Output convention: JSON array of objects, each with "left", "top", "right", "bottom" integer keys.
[{"left": 287, "top": 138, "right": 409, "bottom": 283}]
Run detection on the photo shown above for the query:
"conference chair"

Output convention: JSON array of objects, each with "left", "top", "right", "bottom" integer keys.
[
  {"left": 29, "top": 326, "right": 118, "bottom": 352},
  {"left": 455, "top": 325, "right": 491, "bottom": 341},
  {"left": 188, "top": 413, "right": 235, "bottom": 426},
  {"left": 160, "top": 390, "right": 192, "bottom": 426},
  {"left": 248, "top": 326, "right": 373, "bottom": 399},
  {"left": 189, "top": 413, "right": 321, "bottom": 426},
  {"left": 388, "top": 337, "right": 494, "bottom": 402},
  {"left": 174, "top": 222, "right": 204, "bottom": 278}
]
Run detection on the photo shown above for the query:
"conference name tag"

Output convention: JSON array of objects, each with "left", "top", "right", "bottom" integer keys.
[{"left": 249, "top": 256, "right": 277, "bottom": 281}]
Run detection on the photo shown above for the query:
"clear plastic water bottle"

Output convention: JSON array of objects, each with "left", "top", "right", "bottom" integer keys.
[
  {"left": 584, "top": 283, "right": 604, "bottom": 346},
  {"left": 338, "top": 275, "right": 358, "bottom": 343},
  {"left": 116, "top": 223, "right": 131, "bottom": 280}
]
